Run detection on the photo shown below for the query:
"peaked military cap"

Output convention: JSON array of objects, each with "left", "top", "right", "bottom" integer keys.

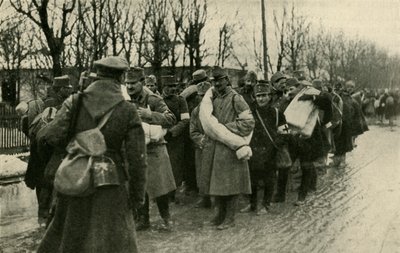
[
  {"left": 125, "top": 67, "right": 145, "bottom": 83},
  {"left": 286, "top": 78, "right": 300, "bottom": 88},
  {"left": 145, "top": 75, "right": 157, "bottom": 84},
  {"left": 192, "top": 69, "right": 208, "bottom": 84},
  {"left": 244, "top": 70, "right": 258, "bottom": 82},
  {"left": 270, "top": 71, "right": 286, "bottom": 84},
  {"left": 94, "top": 56, "right": 129, "bottom": 78},
  {"left": 211, "top": 66, "right": 228, "bottom": 80},
  {"left": 53, "top": 75, "right": 72, "bottom": 88},
  {"left": 254, "top": 82, "right": 271, "bottom": 95}
]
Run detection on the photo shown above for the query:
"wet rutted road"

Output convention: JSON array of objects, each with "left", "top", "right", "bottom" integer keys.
[{"left": 1, "top": 125, "right": 399, "bottom": 253}]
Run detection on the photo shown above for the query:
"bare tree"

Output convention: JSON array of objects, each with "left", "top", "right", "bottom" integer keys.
[
  {"left": 0, "top": 19, "right": 35, "bottom": 102},
  {"left": 273, "top": 7, "right": 287, "bottom": 72},
  {"left": 10, "top": 0, "right": 77, "bottom": 76},
  {"left": 181, "top": 0, "right": 207, "bottom": 73},
  {"left": 215, "top": 22, "right": 234, "bottom": 67},
  {"left": 284, "top": 5, "right": 310, "bottom": 72},
  {"left": 77, "top": 0, "right": 109, "bottom": 67},
  {"left": 142, "top": 0, "right": 172, "bottom": 81},
  {"left": 169, "top": 0, "right": 184, "bottom": 73}
]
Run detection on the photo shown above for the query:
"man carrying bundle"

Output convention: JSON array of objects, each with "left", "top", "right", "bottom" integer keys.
[
  {"left": 284, "top": 78, "right": 332, "bottom": 205},
  {"left": 199, "top": 66, "right": 255, "bottom": 230}
]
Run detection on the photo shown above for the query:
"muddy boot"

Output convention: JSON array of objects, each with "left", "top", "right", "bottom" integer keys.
[
  {"left": 195, "top": 196, "right": 211, "bottom": 208},
  {"left": 217, "top": 196, "right": 237, "bottom": 230},
  {"left": 159, "top": 218, "right": 173, "bottom": 231},
  {"left": 136, "top": 215, "right": 150, "bottom": 231},
  {"left": 209, "top": 197, "right": 225, "bottom": 226},
  {"left": 309, "top": 166, "right": 317, "bottom": 192},
  {"left": 240, "top": 204, "right": 256, "bottom": 213}
]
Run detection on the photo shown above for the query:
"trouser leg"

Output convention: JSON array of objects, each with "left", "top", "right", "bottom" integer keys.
[
  {"left": 249, "top": 170, "right": 258, "bottom": 210},
  {"left": 212, "top": 196, "right": 226, "bottom": 225},
  {"left": 263, "top": 168, "right": 277, "bottom": 207},
  {"left": 156, "top": 194, "right": 170, "bottom": 220},
  {"left": 224, "top": 195, "right": 238, "bottom": 222},
  {"left": 137, "top": 194, "right": 150, "bottom": 223},
  {"left": 275, "top": 167, "right": 289, "bottom": 201},
  {"left": 298, "top": 164, "right": 313, "bottom": 201},
  {"left": 309, "top": 166, "right": 317, "bottom": 191}
]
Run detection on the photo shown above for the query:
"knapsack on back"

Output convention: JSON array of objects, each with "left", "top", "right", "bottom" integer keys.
[{"left": 29, "top": 107, "right": 58, "bottom": 139}]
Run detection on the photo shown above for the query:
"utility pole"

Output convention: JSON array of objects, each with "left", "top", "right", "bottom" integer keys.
[{"left": 261, "top": 0, "right": 269, "bottom": 80}]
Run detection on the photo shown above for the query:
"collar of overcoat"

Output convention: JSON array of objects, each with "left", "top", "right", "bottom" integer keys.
[{"left": 82, "top": 78, "right": 124, "bottom": 120}]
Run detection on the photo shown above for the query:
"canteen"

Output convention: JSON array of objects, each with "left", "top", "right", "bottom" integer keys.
[{"left": 92, "top": 156, "right": 120, "bottom": 187}]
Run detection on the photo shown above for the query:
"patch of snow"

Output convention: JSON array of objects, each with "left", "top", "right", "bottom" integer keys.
[{"left": 0, "top": 155, "right": 27, "bottom": 178}]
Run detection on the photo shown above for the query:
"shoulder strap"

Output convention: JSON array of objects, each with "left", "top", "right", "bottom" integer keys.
[
  {"left": 97, "top": 106, "right": 117, "bottom": 129},
  {"left": 255, "top": 108, "right": 279, "bottom": 149},
  {"left": 67, "top": 93, "right": 83, "bottom": 141},
  {"left": 275, "top": 107, "right": 279, "bottom": 127},
  {"left": 231, "top": 94, "right": 237, "bottom": 114}
]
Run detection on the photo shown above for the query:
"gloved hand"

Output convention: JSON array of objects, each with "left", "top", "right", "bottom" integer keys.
[
  {"left": 298, "top": 94, "right": 314, "bottom": 101},
  {"left": 138, "top": 107, "right": 152, "bottom": 119}
]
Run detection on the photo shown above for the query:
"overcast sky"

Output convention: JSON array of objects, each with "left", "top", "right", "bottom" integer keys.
[{"left": 208, "top": 0, "right": 400, "bottom": 55}]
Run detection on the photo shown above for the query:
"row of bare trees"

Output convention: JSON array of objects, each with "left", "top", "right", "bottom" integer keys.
[{"left": 1, "top": 0, "right": 399, "bottom": 98}]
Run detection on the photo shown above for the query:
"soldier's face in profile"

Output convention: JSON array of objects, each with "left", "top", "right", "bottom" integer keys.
[
  {"left": 126, "top": 81, "right": 143, "bottom": 96},
  {"left": 256, "top": 93, "right": 270, "bottom": 107}
]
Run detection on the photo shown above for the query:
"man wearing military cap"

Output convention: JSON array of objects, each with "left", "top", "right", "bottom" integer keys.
[
  {"left": 145, "top": 75, "right": 160, "bottom": 95},
  {"left": 201, "top": 66, "right": 254, "bottom": 230},
  {"left": 240, "top": 82, "right": 289, "bottom": 214},
  {"left": 125, "top": 67, "right": 177, "bottom": 231},
  {"left": 179, "top": 69, "right": 211, "bottom": 196},
  {"left": 36, "top": 56, "right": 147, "bottom": 252},
  {"left": 161, "top": 75, "right": 190, "bottom": 200},
  {"left": 192, "top": 69, "right": 209, "bottom": 85},
  {"left": 24, "top": 73, "right": 74, "bottom": 227},
  {"left": 239, "top": 70, "right": 258, "bottom": 107},
  {"left": 43, "top": 75, "right": 73, "bottom": 109},
  {"left": 190, "top": 81, "right": 212, "bottom": 208}
]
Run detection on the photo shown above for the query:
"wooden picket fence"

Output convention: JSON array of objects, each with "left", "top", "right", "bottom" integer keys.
[{"left": 0, "top": 103, "right": 30, "bottom": 154}]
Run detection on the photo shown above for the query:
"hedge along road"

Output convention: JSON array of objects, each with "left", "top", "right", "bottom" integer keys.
[{"left": 1, "top": 125, "right": 399, "bottom": 253}]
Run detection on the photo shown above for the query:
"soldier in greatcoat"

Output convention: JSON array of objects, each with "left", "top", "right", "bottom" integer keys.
[
  {"left": 125, "top": 67, "right": 177, "bottom": 231},
  {"left": 161, "top": 76, "right": 190, "bottom": 195},
  {"left": 181, "top": 69, "right": 210, "bottom": 194},
  {"left": 37, "top": 56, "right": 146, "bottom": 253},
  {"left": 189, "top": 81, "right": 212, "bottom": 208},
  {"left": 25, "top": 75, "right": 73, "bottom": 226},
  {"left": 200, "top": 66, "right": 255, "bottom": 230}
]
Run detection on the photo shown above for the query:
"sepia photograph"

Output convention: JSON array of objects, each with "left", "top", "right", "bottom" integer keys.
[{"left": 0, "top": 0, "right": 399, "bottom": 252}]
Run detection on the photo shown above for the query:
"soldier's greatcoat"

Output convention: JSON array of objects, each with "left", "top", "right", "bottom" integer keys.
[
  {"left": 37, "top": 79, "right": 147, "bottom": 253},
  {"left": 200, "top": 87, "right": 254, "bottom": 196},
  {"left": 163, "top": 94, "right": 189, "bottom": 187},
  {"left": 130, "top": 88, "right": 177, "bottom": 199}
]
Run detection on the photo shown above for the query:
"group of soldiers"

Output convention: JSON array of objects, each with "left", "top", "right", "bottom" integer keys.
[{"left": 19, "top": 56, "right": 370, "bottom": 247}]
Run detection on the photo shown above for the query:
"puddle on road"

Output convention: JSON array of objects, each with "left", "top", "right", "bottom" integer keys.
[{"left": 0, "top": 181, "right": 39, "bottom": 238}]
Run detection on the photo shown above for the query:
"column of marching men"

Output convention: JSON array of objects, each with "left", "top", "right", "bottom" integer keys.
[{"left": 16, "top": 56, "right": 370, "bottom": 252}]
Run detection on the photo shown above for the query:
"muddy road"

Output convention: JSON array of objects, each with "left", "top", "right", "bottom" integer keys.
[{"left": 1, "top": 125, "right": 399, "bottom": 253}]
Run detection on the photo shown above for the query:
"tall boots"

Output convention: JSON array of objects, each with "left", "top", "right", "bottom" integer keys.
[
  {"left": 217, "top": 195, "right": 238, "bottom": 230},
  {"left": 210, "top": 197, "right": 225, "bottom": 226},
  {"left": 273, "top": 167, "right": 289, "bottom": 203}
]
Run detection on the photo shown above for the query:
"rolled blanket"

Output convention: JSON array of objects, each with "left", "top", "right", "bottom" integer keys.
[
  {"left": 180, "top": 84, "right": 198, "bottom": 99},
  {"left": 141, "top": 122, "right": 167, "bottom": 145},
  {"left": 199, "top": 87, "right": 253, "bottom": 159}
]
